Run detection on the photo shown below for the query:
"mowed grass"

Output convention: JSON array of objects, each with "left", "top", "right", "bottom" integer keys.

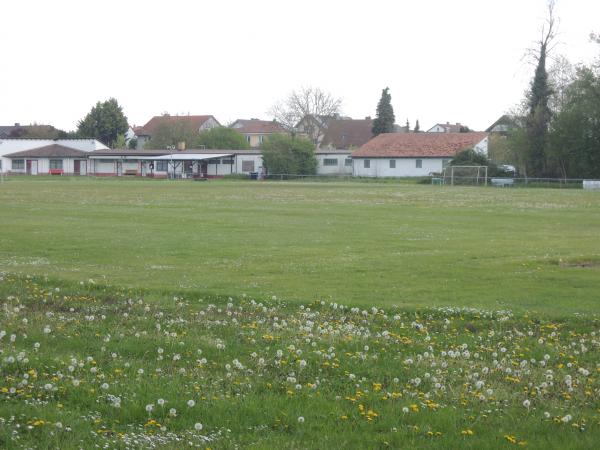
[{"left": 1, "top": 177, "right": 599, "bottom": 315}]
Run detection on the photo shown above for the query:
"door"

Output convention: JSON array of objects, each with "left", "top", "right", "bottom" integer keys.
[
  {"left": 201, "top": 162, "right": 208, "bottom": 177},
  {"left": 27, "top": 160, "right": 38, "bottom": 175},
  {"left": 74, "top": 160, "right": 81, "bottom": 175},
  {"left": 116, "top": 161, "right": 123, "bottom": 176}
]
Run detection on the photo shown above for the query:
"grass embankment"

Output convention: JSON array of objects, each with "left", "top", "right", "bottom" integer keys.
[{"left": 0, "top": 275, "right": 599, "bottom": 449}]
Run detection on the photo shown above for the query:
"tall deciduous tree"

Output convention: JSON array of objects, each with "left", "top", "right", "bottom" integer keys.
[
  {"left": 269, "top": 87, "right": 342, "bottom": 144},
  {"left": 77, "top": 98, "right": 129, "bottom": 148},
  {"left": 549, "top": 66, "right": 600, "bottom": 178},
  {"left": 372, "top": 87, "right": 395, "bottom": 136},
  {"left": 261, "top": 134, "right": 317, "bottom": 176},
  {"left": 523, "top": 1, "right": 556, "bottom": 176}
]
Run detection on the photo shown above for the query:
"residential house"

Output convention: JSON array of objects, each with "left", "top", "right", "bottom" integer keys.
[
  {"left": 427, "top": 122, "right": 470, "bottom": 133},
  {"left": 0, "top": 123, "right": 64, "bottom": 139},
  {"left": 485, "top": 115, "right": 518, "bottom": 135},
  {"left": 230, "top": 119, "right": 286, "bottom": 148},
  {"left": 134, "top": 115, "right": 221, "bottom": 149},
  {"left": 319, "top": 118, "right": 374, "bottom": 150},
  {"left": 0, "top": 138, "right": 108, "bottom": 174},
  {"left": 352, "top": 132, "right": 488, "bottom": 177},
  {"left": 295, "top": 114, "right": 341, "bottom": 146}
]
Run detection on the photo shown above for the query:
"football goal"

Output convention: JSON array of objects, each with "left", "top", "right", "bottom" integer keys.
[{"left": 442, "top": 165, "right": 488, "bottom": 186}]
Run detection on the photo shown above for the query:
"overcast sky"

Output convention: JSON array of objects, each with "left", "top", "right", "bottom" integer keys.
[{"left": 1, "top": 0, "right": 598, "bottom": 132}]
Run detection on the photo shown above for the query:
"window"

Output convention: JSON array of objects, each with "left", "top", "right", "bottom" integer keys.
[
  {"left": 242, "top": 160, "right": 255, "bottom": 172},
  {"left": 12, "top": 159, "right": 24, "bottom": 170},
  {"left": 364, "top": 159, "right": 370, "bottom": 169},
  {"left": 221, "top": 158, "right": 234, "bottom": 164},
  {"left": 323, "top": 158, "right": 338, "bottom": 166},
  {"left": 345, "top": 158, "right": 352, "bottom": 166},
  {"left": 49, "top": 159, "right": 63, "bottom": 170},
  {"left": 389, "top": 159, "right": 396, "bottom": 169},
  {"left": 156, "top": 161, "right": 168, "bottom": 171},
  {"left": 416, "top": 159, "right": 422, "bottom": 169}
]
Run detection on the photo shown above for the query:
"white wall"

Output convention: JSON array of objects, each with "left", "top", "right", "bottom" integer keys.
[
  {"left": 6, "top": 157, "right": 88, "bottom": 175},
  {"left": 0, "top": 139, "right": 107, "bottom": 173},
  {"left": 316, "top": 153, "right": 352, "bottom": 175},
  {"left": 353, "top": 157, "right": 449, "bottom": 177},
  {"left": 235, "top": 154, "right": 263, "bottom": 174},
  {"left": 474, "top": 137, "right": 488, "bottom": 156}
]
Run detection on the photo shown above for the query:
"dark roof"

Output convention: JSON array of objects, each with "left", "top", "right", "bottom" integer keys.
[
  {"left": 352, "top": 132, "right": 488, "bottom": 158},
  {"left": 136, "top": 115, "right": 220, "bottom": 136},
  {"left": 4, "top": 144, "right": 88, "bottom": 158},
  {"left": 320, "top": 119, "right": 374, "bottom": 150},
  {"left": 231, "top": 119, "right": 286, "bottom": 134}
]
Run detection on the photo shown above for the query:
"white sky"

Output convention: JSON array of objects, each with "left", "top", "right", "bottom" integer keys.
[{"left": 1, "top": 0, "right": 598, "bottom": 132}]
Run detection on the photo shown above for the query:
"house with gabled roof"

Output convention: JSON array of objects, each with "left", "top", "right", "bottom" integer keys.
[
  {"left": 352, "top": 132, "right": 488, "bottom": 177},
  {"left": 319, "top": 118, "right": 374, "bottom": 150},
  {"left": 135, "top": 114, "right": 221, "bottom": 149},
  {"left": 427, "top": 122, "right": 470, "bottom": 133},
  {"left": 230, "top": 119, "right": 286, "bottom": 148}
]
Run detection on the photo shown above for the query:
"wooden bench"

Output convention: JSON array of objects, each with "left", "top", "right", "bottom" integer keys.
[
  {"left": 491, "top": 178, "right": 514, "bottom": 187},
  {"left": 124, "top": 170, "right": 138, "bottom": 176},
  {"left": 49, "top": 169, "right": 63, "bottom": 175}
]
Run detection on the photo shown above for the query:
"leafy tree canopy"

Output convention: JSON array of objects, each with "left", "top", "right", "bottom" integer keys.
[
  {"left": 77, "top": 98, "right": 128, "bottom": 148},
  {"left": 196, "top": 127, "right": 250, "bottom": 150},
  {"left": 261, "top": 134, "right": 317, "bottom": 176}
]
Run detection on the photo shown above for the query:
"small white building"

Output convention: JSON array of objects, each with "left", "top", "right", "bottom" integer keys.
[
  {"left": 4, "top": 144, "right": 91, "bottom": 175},
  {"left": 352, "top": 132, "right": 488, "bottom": 177},
  {"left": 0, "top": 139, "right": 108, "bottom": 174}
]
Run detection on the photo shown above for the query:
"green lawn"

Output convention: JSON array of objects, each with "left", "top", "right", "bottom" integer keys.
[
  {"left": 1, "top": 177, "right": 599, "bottom": 316},
  {"left": 1, "top": 177, "right": 600, "bottom": 449}
]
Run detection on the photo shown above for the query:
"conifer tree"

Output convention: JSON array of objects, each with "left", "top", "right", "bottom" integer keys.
[
  {"left": 372, "top": 87, "right": 395, "bottom": 136},
  {"left": 414, "top": 120, "right": 420, "bottom": 132}
]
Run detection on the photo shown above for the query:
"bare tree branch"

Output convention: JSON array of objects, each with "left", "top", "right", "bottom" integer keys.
[{"left": 268, "top": 87, "right": 342, "bottom": 145}]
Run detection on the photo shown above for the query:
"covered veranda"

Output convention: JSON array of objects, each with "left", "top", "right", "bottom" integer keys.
[{"left": 148, "top": 153, "right": 234, "bottom": 179}]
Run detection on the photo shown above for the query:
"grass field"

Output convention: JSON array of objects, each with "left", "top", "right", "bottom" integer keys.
[
  {"left": 1, "top": 177, "right": 599, "bottom": 314},
  {"left": 1, "top": 177, "right": 599, "bottom": 449}
]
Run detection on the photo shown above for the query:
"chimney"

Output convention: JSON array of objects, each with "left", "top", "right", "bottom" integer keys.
[
  {"left": 14, "top": 122, "right": 20, "bottom": 127},
  {"left": 365, "top": 116, "right": 371, "bottom": 120},
  {"left": 177, "top": 141, "right": 186, "bottom": 151}
]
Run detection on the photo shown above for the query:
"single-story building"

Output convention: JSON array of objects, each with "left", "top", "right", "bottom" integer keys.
[
  {"left": 87, "top": 149, "right": 265, "bottom": 178},
  {"left": 0, "top": 138, "right": 108, "bottom": 174},
  {"left": 4, "top": 144, "right": 90, "bottom": 175},
  {"left": 351, "top": 132, "right": 488, "bottom": 177}
]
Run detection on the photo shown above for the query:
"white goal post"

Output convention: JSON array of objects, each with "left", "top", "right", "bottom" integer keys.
[{"left": 442, "top": 165, "right": 488, "bottom": 186}]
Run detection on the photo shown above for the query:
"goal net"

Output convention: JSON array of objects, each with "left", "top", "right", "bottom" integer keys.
[{"left": 442, "top": 165, "right": 488, "bottom": 186}]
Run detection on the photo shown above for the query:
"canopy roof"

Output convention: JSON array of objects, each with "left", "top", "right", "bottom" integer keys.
[{"left": 150, "top": 153, "right": 232, "bottom": 161}]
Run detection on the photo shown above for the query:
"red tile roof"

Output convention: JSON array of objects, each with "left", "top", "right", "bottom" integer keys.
[
  {"left": 137, "top": 115, "right": 219, "bottom": 136},
  {"left": 231, "top": 119, "right": 286, "bottom": 134},
  {"left": 352, "top": 132, "right": 488, "bottom": 158},
  {"left": 320, "top": 119, "right": 374, "bottom": 150},
  {"left": 4, "top": 144, "right": 88, "bottom": 158}
]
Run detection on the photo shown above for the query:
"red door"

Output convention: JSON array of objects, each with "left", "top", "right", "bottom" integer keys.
[{"left": 74, "top": 160, "right": 81, "bottom": 175}]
